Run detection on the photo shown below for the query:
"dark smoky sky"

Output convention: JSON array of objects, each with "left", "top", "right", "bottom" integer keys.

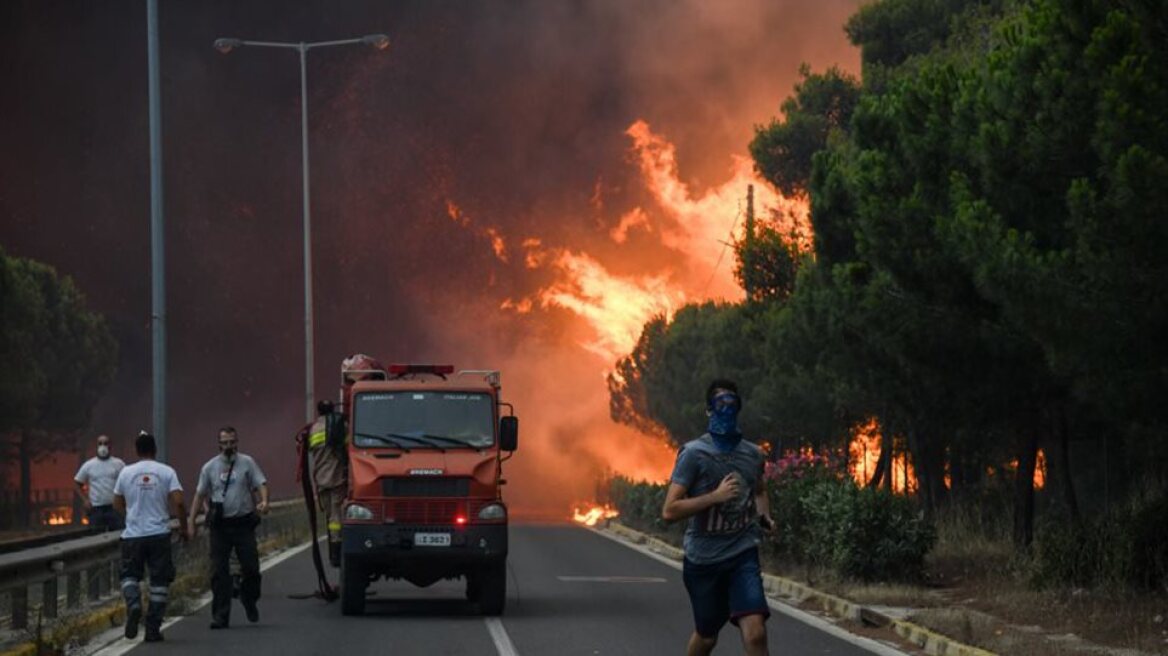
[{"left": 0, "top": 0, "right": 859, "bottom": 500}]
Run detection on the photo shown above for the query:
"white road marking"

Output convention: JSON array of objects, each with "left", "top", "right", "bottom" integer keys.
[
  {"left": 556, "top": 575, "right": 666, "bottom": 583},
  {"left": 587, "top": 527, "right": 910, "bottom": 656},
  {"left": 88, "top": 538, "right": 320, "bottom": 656},
  {"left": 484, "top": 616, "right": 519, "bottom": 656}
]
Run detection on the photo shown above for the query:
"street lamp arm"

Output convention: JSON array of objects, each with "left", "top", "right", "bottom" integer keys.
[
  {"left": 214, "top": 35, "right": 389, "bottom": 54},
  {"left": 305, "top": 38, "right": 368, "bottom": 50}
]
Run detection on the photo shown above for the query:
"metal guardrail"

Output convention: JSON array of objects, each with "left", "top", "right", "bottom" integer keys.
[{"left": 0, "top": 498, "right": 307, "bottom": 638}]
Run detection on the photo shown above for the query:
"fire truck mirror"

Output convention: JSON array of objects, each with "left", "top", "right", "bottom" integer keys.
[
  {"left": 325, "top": 412, "right": 347, "bottom": 448},
  {"left": 499, "top": 416, "right": 519, "bottom": 452}
]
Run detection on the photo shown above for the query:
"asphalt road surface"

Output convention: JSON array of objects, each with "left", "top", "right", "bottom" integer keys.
[{"left": 104, "top": 524, "right": 901, "bottom": 656}]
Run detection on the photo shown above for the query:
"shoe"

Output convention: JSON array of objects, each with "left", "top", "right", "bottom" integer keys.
[
  {"left": 144, "top": 628, "right": 164, "bottom": 642},
  {"left": 244, "top": 601, "right": 259, "bottom": 623},
  {"left": 209, "top": 620, "right": 229, "bottom": 629},
  {"left": 124, "top": 608, "right": 141, "bottom": 639}
]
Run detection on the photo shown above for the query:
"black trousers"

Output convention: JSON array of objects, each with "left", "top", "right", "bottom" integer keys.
[
  {"left": 89, "top": 504, "right": 125, "bottom": 532},
  {"left": 120, "top": 534, "right": 175, "bottom": 630},
  {"left": 209, "top": 515, "right": 261, "bottom": 624}
]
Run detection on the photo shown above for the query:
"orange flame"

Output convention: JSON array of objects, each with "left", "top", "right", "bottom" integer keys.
[
  {"left": 846, "top": 419, "right": 917, "bottom": 494},
  {"left": 572, "top": 503, "right": 620, "bottom": 527},
  {"left": 43, "top": 507, "right": 72, "bottom": 526}
]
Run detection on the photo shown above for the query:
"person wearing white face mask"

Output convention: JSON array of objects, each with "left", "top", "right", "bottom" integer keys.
[{"left": 74, "top": 434, "right": 126, "bottom": 532}]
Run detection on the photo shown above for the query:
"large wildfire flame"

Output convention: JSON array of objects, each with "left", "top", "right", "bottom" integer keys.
[{"left": 447, "top": 121, "right": 813, "bottom": 519}]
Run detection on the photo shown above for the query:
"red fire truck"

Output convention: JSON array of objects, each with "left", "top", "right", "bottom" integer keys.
[{"left": 332, "top": 362, "right": 518, "bottom": 615}]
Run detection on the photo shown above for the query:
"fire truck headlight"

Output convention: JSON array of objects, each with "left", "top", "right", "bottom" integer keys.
[
  {"left": 477, "top": 503, "right": 506, "bottom": 521},
  {"left": 345, "top": 503, "right": 376, "bottom": 521}
]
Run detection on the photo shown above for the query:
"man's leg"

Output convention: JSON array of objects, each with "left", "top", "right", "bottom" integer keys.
[
  {"left": 119, "top": 538, "right": 145, "bottom": 639},
  {"left": 143, "top": 535, "right": 176, "bottom": 642},
  {"left": 738, "top": 615, "right": 767, "bottom": 656},
  {"left": 682, "top": 558, "right": 729, "bottom": 656},
  {"left": 209, "top": 527, "right": 233, "bottom": 627},
  {"left": 727, "top": 549, "right": 770, "bottom": 656},
  {"left": 324, "top": 487, "right": 343, "bottom": 566},
  {"left": 236, "top": 522, "right": 262, "bottom": 622},
  {"left": 686, "top": 632, "right": 719, "bottom": 656}
]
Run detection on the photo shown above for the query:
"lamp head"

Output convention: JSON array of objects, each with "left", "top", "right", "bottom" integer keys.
[
  {"left": 214, "top": 38, "right": 243, "bottom": 54},
  {"left": 362, "top": 34, "right": 390, "bottom": 51}
]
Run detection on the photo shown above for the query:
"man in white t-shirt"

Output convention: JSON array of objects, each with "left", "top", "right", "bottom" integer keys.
[
  {"left": 74, "top": 434, "right": 126, "bottom": 532},
  {"left": 112, "top": 431, "right": 189, "bottom": 643}
]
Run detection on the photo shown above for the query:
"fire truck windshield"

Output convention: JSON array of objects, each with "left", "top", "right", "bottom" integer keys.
[{"left": 352, "top": 391, "right": 495, "bottom": 449}]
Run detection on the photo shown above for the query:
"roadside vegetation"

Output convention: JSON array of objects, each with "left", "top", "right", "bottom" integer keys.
[
  {"left": 607, "top": 0, "right": 1167, "bottom": 652},
  {"left": 0, "top": 247, "right": 117, "bottom": 529}
]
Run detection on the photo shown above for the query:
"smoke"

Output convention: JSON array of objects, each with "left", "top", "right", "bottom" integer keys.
[{"left": 0, "top": 0, "right": 860, "bottom": 510}]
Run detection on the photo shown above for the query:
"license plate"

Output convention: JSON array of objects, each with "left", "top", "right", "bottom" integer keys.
[{"left": 414, "top": 532, "right": 451, "bottom": 547}]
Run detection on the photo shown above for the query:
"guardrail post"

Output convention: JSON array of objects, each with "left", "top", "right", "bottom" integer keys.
[
  {"left": 10, "top": 585, "right": 28, "bottom": 629},
  {"left": 67, "top": 570, "right": 81, "bottom": 608},
  {"left": 88, "top": 565, "right": 101, "bottom": 601},
  {"left": 42, "top": 576, "right": 59, "bottom": 619}
]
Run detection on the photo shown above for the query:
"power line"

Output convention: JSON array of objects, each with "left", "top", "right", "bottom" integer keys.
[{"left": 701, "top": 196, "right": 745, "bottom": 298}]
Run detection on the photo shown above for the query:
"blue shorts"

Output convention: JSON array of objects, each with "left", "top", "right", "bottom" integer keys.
[{"left": 682, "top": 547, "right": 770, "bottom": 638}]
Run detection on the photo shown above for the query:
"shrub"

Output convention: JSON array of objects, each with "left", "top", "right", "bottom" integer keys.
[{"left": 1031, "top": 495, "right": 1168, "bottom": 592}]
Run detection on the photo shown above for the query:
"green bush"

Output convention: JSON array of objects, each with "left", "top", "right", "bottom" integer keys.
[
  {"left": 1031, "top": 495, "right": 1168, "bottom": 592},
  {"left": 783, "top": 476, "right": 935, "bottom": 581}
]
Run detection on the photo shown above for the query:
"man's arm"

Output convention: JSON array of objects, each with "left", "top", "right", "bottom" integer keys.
[
  {"left": 113, "top": 494, "right": 126, "bottom": 515},
  {"left": 169, "top": 490, "right": 189, "bottom": 541},
  {"left": 187, "top": 490, "right": 204, "bottom": 535},
  {"left": 254, "top": 483, "right": 270, "bottom": 514},
  {"left": 661, "top": 474, "right": 739, "bottom": 522},
  {"left": 74, "top": 480, "right": 91, "bottom": 509},
  {"left": 754, "top": 481, "right": 775, "bottom": 532}
]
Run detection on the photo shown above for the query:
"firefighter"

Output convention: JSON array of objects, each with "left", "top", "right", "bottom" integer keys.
[{"left": 310, "top": 400, "right": 346, "bottom": 566}]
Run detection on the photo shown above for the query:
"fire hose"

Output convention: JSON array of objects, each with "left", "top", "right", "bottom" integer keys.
[{"left": 288, "top": 423, "right": 339, "bottom": 602}]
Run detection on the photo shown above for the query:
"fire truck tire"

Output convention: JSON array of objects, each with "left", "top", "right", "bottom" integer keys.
[
  {"left": 340, "top": 559, "right": 367, "bottom": 616},
  {"left": 477, "top": 561, "right": 506, "bottom": 616}
]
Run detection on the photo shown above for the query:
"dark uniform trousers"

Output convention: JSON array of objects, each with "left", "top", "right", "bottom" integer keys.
[
  {"left": 209, "top": 514, "right": 261, "bottom": 624},
  {"left": 120, "top": 534, "right": 175, "bottom": 632}
]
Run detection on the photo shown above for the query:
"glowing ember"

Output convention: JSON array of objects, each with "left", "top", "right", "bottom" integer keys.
[{"left": 572, "top": 503, "right": 620, "bottom": 527}]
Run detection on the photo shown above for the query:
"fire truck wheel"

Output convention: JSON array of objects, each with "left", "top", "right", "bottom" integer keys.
[
  {"left": 478, "top": 561, "right": 506, "bottom": 616},
  {"left": 340, "top": 559, "right": 367, "bottom": 616}
]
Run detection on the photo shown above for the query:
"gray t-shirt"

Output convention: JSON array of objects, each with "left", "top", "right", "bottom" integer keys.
[
  {"left": 670, "top": 434, "right": 765, "bottom": 565},
  {"left": 75, "top": 456, "right": 125, "bottom": 506},
  {"left": 196, "top": 454, "right": 267, "bottom": 518}
]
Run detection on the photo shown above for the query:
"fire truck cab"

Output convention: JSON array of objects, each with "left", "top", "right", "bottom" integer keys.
[{"left": 332, "top": 363, "right": 518, "bottom": 616}]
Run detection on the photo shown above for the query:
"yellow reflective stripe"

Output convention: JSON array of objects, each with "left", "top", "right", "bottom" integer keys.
[
  {"left": 327, "top": 522, "right": 342, "bottom": 532},
  {"left": 308, "top": 430, "right": 327, "bottom": 448}
]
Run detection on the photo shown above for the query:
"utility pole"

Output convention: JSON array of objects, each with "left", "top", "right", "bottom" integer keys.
[
  {"left": 743, "top": 184, "right": 755, "bottom": 300},
  {"left": 147, "top": 0, "right": 167, "bottom": 461}
]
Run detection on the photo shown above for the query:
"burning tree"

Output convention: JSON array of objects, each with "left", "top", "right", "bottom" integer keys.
[{"left": 0, "top": 248, "right": 117, "bottom": 528}]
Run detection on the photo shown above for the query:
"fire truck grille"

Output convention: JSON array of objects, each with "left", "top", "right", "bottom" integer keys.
[
  {"left": 382, "top": 477, "right": 470, "bottom": 497},
  {"left": 388, "top": 499, "right": 495, "bottom": 524}
]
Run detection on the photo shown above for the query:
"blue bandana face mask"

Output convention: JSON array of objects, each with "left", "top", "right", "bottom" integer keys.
[{"left": 707, "top": 392, "right": 742, "bottom": 451}]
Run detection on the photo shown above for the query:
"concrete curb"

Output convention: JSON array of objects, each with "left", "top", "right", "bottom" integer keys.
[{"left": 605, "top": 522, "right": 998, "bottom": 656}]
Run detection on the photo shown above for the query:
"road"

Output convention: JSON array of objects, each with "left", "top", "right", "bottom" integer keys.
[{"left": 104, "top": 524, "right": 901, "bottom": 656}]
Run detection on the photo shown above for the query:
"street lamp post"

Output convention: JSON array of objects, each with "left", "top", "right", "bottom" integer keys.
[{"left": 214, "top": 34, "right": 389, "bottom": 424}]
